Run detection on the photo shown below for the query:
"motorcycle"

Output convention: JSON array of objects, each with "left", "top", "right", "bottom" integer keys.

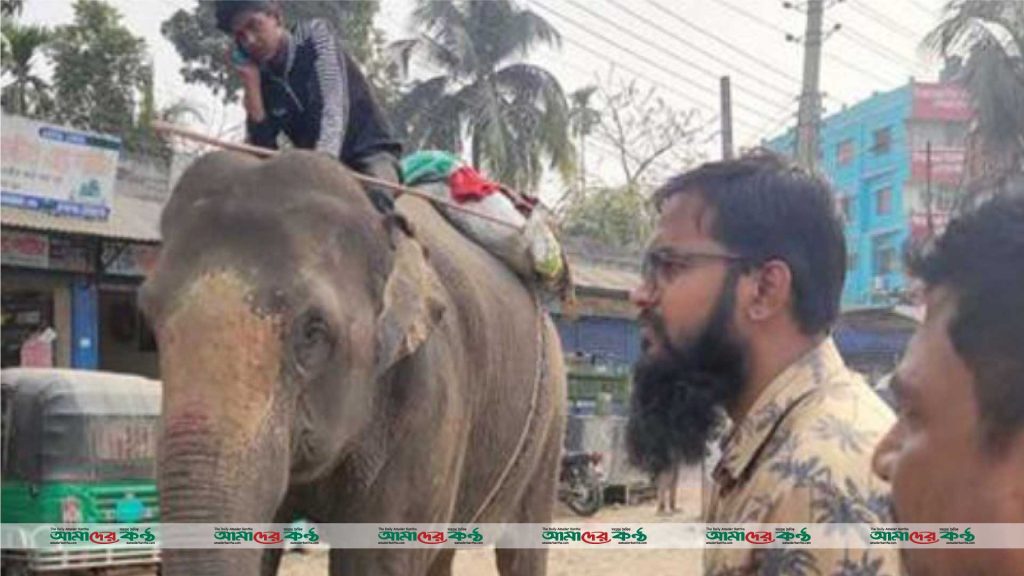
[{"left": 557, "top": 451, "right": 604, "bottom": 516}]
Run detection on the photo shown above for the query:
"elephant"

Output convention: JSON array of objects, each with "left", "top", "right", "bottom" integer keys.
[{"left": 140, "top": 151, "right": 568, "bottom": 576}]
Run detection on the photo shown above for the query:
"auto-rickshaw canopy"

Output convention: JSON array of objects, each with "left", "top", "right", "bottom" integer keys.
[{"left": 1, "top": 368, "right": 161, "bottom": 483}]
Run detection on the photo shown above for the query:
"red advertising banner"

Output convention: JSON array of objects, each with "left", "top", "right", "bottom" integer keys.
[
  {"left": 2, "top": 230, "right": 49, "bottom": 268},
  {"left": 912, "top": 83, "right": 972, "bottom": 121},
  {"left": 910, "top": 147, "right": 966, "bottom": 185}
]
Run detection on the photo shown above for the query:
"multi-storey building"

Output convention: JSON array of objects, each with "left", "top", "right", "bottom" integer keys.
[{"left": 769, "top": 81, "right": 971, "bottom": 308}]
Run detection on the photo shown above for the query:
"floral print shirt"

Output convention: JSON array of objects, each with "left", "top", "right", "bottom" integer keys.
[{"left": 703, "top": 338, "right": 901, "bottom": 576}]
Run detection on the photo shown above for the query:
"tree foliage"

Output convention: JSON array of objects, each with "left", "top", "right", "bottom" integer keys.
[
  {"left": 568, "top": 85, "right": 600, "bottom": 190},
  {"left": 592, "top": 74, "right": 702, "bottom": 190},
  {"left": 0, "top": 0, "right": 23, "bottom": 19},
  {"left": 160, "top": 1, "right": 388, "bottom": 105},
  {"left": 558, "top": 75, "right": 702, "bottom": 248},
  {"left": 49, "top": 0, "right": 149, "bottom": 138},
  {"left": 391, "top": 0, "right": 575, "bottom": 192},
  {"left": 0, "top": 20, "right": 51, "bottom": 117},
  {"left": 560, "top": 185, "right": 655, "bottom": 249},
  {"left": 925, "top": 0, "right": 1024, "bottom": 197}
]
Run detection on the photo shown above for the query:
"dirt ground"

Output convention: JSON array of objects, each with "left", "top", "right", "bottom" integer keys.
[{"left": 279, "top": 466, "right": 706, "bottom": 576}]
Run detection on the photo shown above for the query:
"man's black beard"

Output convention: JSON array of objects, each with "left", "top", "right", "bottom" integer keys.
[{"left": 626, "top": 269, "right": 748, "bottom": 475}]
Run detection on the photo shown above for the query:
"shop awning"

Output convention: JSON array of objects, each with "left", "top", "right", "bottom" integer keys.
[{"left": 1, "top": 195, "right": 162, "bottom": 243}]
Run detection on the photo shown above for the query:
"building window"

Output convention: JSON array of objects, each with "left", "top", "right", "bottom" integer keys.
[
  {"left": 837, "top": 139, "right": 855, "bottom": 166},
  {"left": 872, "top": 126, "right": 892, "bottom": 154},
  {"left": 876, "top": 187, "right": 893, "bottom": 216},
  {"left": 874, "top": 244, "right": 898, "bottom": 276}
]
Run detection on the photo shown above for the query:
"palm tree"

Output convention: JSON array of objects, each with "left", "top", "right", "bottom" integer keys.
[
  {"left": 392, "top": 0, "right": 574, "bottom": 192},
  {"left": 1, "top": 0, "right": 24, "bottom": 18},
  {"left": 0, "top": 22, "right": 51, "bottom": 117},
  {"left": 925, "top": 0, "right": 1024, "bottom": 201},
  {"left": 568, "top": 85, "right": 600, "bottom": 192}
]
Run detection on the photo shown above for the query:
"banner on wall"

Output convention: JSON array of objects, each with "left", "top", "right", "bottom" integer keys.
[{"left": 1, "top": 114, "right": 121, "bottom": 220}]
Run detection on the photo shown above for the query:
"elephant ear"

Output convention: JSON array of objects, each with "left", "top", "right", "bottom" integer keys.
[{"left": 374, "top": 232, "right": 447, "bottom": 376}]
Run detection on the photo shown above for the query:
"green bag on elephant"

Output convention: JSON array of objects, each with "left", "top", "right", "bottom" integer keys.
[
  {"left": 401, "top": 150, "right": 463, "bottom": 186},
  {"left": 399, "top": 150, "right": 572, "bottom": 301}
]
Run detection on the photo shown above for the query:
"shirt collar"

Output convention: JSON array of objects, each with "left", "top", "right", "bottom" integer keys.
[{"left": 713, "top": 337, "right": 847, "bottom": 485}]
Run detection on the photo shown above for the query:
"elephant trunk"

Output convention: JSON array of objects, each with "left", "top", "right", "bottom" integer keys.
[
  {"left": 154, "top": 271, "right": 292, "bottom": 576},
  {"left": 158, "top": 408, "right": 291, "bottom": 575}
]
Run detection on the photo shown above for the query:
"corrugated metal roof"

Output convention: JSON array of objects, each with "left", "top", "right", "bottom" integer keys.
[
  {"left": 1, "top": 196, "right": 642, "bottom": 295},
  {"left": 1, "top": 195, "right": 162, "bottom": 243},
  {"left": 568, "top": 257, "right": 640, "bottom": 294}
]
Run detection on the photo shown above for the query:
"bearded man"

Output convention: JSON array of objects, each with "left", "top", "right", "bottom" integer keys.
[{"left": 627, "top": 150, "right": 900, "bottom": 575}]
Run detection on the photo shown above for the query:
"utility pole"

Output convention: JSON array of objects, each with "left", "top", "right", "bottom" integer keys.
[
  {"left": 796, "top": 0, "right": 824, "bottom": 170},
  {"left": 925, "top": 140, "right": 934, "bottom": 236},
  {"left": 579, "top": 129, "right": 587, "bottom": 192},
  {"left": 720, "top": 76, "right": 734, "bottom": 160}
]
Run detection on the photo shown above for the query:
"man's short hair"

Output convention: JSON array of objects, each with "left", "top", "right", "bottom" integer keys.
[
  {"left": 907, "top": 192, "right": 1024, "bottom": 444},
  {"left": 653, "top": 149, "right": 847, "bottom": 335},
  {"left": 214, "top": 0, "right": 277, "bottom": 33}
]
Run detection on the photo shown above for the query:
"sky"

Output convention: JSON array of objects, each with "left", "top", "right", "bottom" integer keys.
[{"left": 15, "top": 0, "right": 949, "bottom": 193}]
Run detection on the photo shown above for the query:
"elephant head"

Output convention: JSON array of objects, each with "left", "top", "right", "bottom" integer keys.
[{"left": 140, "top": 151, "right": 446, "bottom": 574}]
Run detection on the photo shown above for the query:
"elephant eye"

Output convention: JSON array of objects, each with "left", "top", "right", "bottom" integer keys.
[{"left": 291, "top": 310, "right": 335, "bottom": 374}]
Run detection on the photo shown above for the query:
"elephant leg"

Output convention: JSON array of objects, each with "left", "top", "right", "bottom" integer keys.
[
  {"left": 259, "top": 498, "right": 295, "bottom": 576},
  {"left": 260, "top": 548, "right": 283, "bottom": 576},
  {"left": 426, "top": 549, "right": 456, "bottom": 576},
  {"left": 495, "top": 418, "right": 563, "bottom": 576}
]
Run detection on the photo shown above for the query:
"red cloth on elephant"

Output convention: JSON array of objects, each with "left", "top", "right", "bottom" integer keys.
[{"left": 449, "top": 166, "right": 501, "bottom": 203}]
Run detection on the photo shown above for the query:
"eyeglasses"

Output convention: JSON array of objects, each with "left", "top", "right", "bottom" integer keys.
[{"left": 640, "top": 247, "right": 747, "bottom": 288}]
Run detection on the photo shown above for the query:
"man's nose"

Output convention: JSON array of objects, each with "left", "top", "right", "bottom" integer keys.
[
  {"left": 630, "top": 282, "right": 655, "bottom": 310},
  {"left": 871, "top": 424, "right": 900, "bottom": 482}
]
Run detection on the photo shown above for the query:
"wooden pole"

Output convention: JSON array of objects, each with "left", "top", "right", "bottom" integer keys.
[{"left": 151, "top": 120, "right": 524, "bottom": 231}]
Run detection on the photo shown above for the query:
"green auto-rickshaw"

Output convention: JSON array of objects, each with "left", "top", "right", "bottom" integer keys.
[{"left": 1, "top": 368, "right": 161, "bottom": 574}]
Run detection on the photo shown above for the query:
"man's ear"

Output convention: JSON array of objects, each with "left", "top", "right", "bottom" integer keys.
[
  {"left": 374, "top": 232, "right": 447, "bottom": 376},
  {"left": 746, "top": 259, "right": 793, "bottom": 322}
]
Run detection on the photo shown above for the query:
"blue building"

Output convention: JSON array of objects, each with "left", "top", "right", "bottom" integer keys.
[{"left": 768, "top": 81, "right": 971, "bottom": 309}]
